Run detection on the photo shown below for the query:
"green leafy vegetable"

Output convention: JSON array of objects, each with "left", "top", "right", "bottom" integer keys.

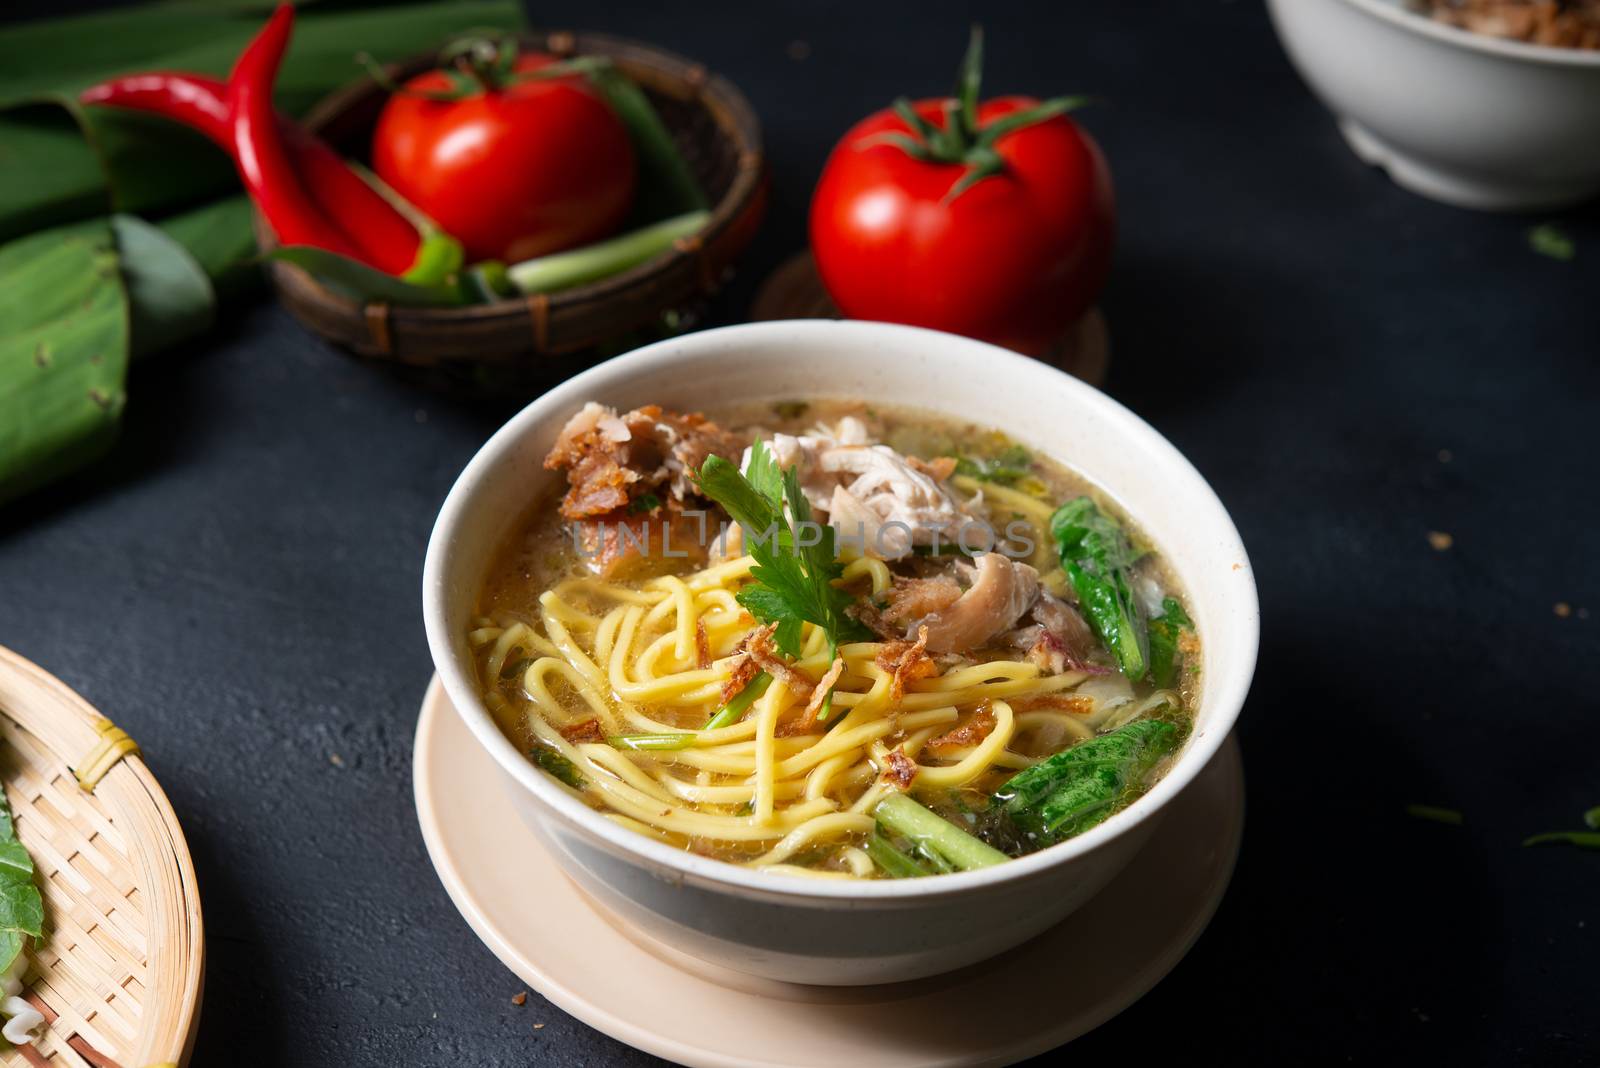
[
  {"left": 629, "top": 493, "right": 663, "bottom": 514},
  {"left": 865, "top": 829, "right": 930, "bottom": 878},
  {"left": 1528, "top": 223, "right": 1575, "bottom": 262},
  {"left": 703, "top": 672, "right": 772, "bottom": 729},
  {"left": 607, "top": 733, "right": 695, "bottom": 751},
  {"left": 1405, "top": 804, "right": 1464, "bottom": 826},
  {"left": 1146, "top": 597, "right": 1194, "bottom": 689},
  {"left": 994, "top": 718, "right": 1179, "bottom": 847},
  {"left": 0, "top": 792, "right": 41, "bottom": 977},
  {"left": 873, "top": 793, "right": 1009, "bottom": 871},
  {"left": 499, "top": 654, "right": 532, "bottom": 680},
  {"left": 696, "top": 442, "right": 871, "bottom": 659},
  {"left": 1050, "top": 496, "right": 1150, "bottom": 680},
  {"left": 530, "top": 747, "right": 585, "bottom": 789},
  {"left": 952, "top": 444, "right": 1032, "bottom": 485}
]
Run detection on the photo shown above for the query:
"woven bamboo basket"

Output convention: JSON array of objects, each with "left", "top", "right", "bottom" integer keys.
[
  {"left": 264, "top": 30, "right": 766, "bottom": 383},
  {"left": 0, "top": 647, "right": 203, "bottom": 1068}
]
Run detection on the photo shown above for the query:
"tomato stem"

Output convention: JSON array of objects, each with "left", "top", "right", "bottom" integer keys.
[{"left": 876, "top": 25, "right": 1091, "bottom": 201}]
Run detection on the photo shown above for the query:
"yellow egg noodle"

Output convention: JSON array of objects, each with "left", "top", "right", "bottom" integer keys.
[{"left": 472, "top": 553, "right": 1131, "bottom": 876}]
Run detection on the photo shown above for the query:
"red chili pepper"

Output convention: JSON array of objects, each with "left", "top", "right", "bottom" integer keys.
[
  {"left": 225, "top": 4, "right": 364, "bottom": 261},
  {"left": 81, "top": 72, "right": 422, "bottom": 275}
]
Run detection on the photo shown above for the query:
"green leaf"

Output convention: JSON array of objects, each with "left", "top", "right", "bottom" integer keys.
[
  {"left": 696, "top": 446, "right": 869, "bottom": 661},
  {"left": 0, "top": 792, "right": 42, "bottom": 975},
  {"left": 1585, "top": 806, "right": 1600, "bottom": 831},
  {"left": 266, "top": 245, "right": 469, "bottom": 307},
  {"left": 155, "top": 195, "right": 261, "bottom": 302},
  {"left": 1146, "top": 597, "right": 1194, "bottom": 690},
  {"left": 1050, "top": 497, "right": 1150, "bottom": 680},
  {"left": 1528, "top": 223, "right": 1575, "bottom": 262},
  {"left": 111, "top": 213, "right": 215, "bottom": 359},
  {"left": 0, "top": 217, "right": 129, "bottom": 507},
  {"left": 995, "top": 718, "right": 1179, "bottom": 847},
  {"left": 951, "top": 444, "right": 1032, "bottom": 485}
]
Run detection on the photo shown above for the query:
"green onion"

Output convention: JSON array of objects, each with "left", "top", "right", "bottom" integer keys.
[
  {"left": 865, "top": 829, "right": 929, "bottom": 879},
  {"left": 530, "top": 747, "right": 585, "bottom": 789},
  {"left": 703, "top": 673, "right": 771, "bottom": 730},
  {"left": 606, "top": 733, "right": 696, "bottom": 751},
  {"left": 1523, "top": 831, "right": 1600, "bottom": 850},
  {"left": 506, "top": 210, "right": 709, "bottom": 295},
  {"left": 874, "top": 793, "right": 1009, "bottom": 871}
]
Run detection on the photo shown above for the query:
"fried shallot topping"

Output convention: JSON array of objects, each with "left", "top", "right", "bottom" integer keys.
[
  {"left": 906, "top": 455, "right": 959, "bottom": 482},
  {"left": 694, "top": 620, "right": 712, "bottom": 670},
  {"left": 559, "top": 718, "right": 605, "bottom": 744},
  {"left": 879, "top": 747, "right": 918, "bottom": 789},
  {"left": 786, "top": 656, "right": 846, "bottom": 735},
  {"left": 543, "top": 402, "right": 742, "bottom": 520},
  {"left": 723, "top": 622, "right": 817, "bottom": 704},
  {"left": 926, "top": 703, "right": 998, "bottom": 752},
  {"left": 874, "top": 625, "right": 938, "bottom": 707}
]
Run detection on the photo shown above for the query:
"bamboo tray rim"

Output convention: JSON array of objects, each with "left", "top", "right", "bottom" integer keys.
[{"left": 0, "top": 645, "right": 204, "bottom": 1068}]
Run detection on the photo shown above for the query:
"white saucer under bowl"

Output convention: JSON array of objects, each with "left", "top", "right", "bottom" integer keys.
[{"left": 413, "top": 676, "right": 1245, "bottom": 1068}]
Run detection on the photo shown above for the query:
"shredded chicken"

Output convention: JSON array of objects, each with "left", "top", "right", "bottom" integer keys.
[
  {"left": 1418, "top": 0, "right": 1600, "bottom": 48},
  {"left": 881, "top": 575, "right": 963, "bottom": 626},
  {"left": 874, "top": 625, "right": 938, "bottom": 706},
  {"left": 1003, "top": 590, "right": 1101, "bottom": 673},
  {"left": 545, "top": 402, "right": 742, "bottom": 520},
  {"left": 912, "top": 554, "right": 1040, "bottom": 654},
  {"left": 742, "top": 418, "right": 981, "bottom": 559},
  {"left": 1013, "top": 693, "right": 1096, "bottom": 715},
  {"left": 926, "top": 704, "right": 998, "bottom": 751},
  {"left": 879, "top": 747, "right": 918, "bottom": 789}
]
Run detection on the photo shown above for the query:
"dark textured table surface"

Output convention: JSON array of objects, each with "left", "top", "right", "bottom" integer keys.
[{"left": 3, "top": 1, "right": 1598, "bottom": 1064}]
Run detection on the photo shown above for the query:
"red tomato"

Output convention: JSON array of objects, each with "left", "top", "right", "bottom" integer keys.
[
  {"left": 372, "top": 53, "right": 636, "bottom": 264},
  {"left": 810, "top": 96, "right": 1114, "bottom": 355}
]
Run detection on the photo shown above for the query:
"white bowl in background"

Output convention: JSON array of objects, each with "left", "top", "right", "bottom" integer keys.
[
  {"left": 422, "top": 320, "right": 1258, "bottom": 985},
  {"left": 1268, "top": 0, "right": 1600, "bottom": 211}
]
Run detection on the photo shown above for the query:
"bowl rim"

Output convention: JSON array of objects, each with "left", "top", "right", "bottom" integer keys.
[
  {"left": 1338, "top": 0, "right": 1600, "bottom": 67},
  {"left": 423, "top": 319, "right": 1260, "bottom": 903}
]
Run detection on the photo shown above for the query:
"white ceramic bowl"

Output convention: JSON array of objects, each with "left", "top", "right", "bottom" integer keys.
[
  {"left": 1268, "top": 0, "right": 1600, "bottom": 210},
  {"left": 423, "top": 320, "right": 1258, "bottom": 985}
]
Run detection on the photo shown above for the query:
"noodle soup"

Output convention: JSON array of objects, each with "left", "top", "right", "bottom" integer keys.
[{"left": 469, "top": 399, "right": 1199, "bottom": 879}]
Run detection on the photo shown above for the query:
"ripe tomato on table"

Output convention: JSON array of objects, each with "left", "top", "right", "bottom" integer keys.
[
  {"left": 809, "top": 32, "right": 1114, "bottom": 355},
  {"left": 372, "top": 42, "right": 636, "bottom": 264}
]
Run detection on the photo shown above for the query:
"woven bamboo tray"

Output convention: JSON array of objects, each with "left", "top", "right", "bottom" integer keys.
[
  {"left": 265, "top": 30, "right": 766, "bottom": 384},
  {"left": 0, "top": 647, "right": 203, "bottom": 1068}
]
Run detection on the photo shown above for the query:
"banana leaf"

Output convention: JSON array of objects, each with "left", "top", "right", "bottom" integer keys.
[
  {"left": 0, "top": 1, "right": 524, "bottom": 507},
  {"left": 0, "top": 218, "right": 129, "bottom": 506}
]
